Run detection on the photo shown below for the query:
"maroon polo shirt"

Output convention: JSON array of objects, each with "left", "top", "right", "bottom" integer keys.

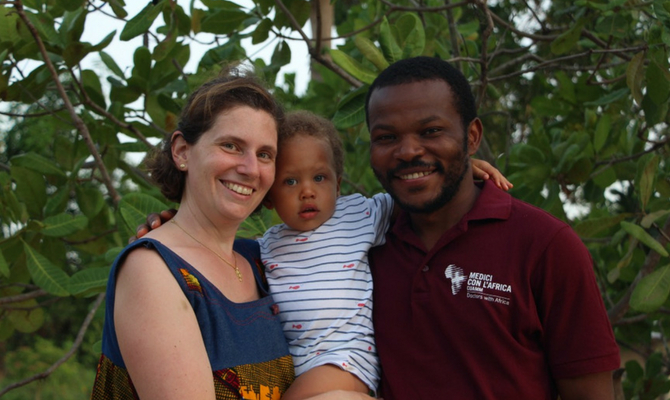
[{"left": 370, "top": 180, "right": 619, "bottom": 399}]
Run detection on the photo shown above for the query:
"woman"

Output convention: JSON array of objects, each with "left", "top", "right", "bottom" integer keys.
[{"left": 91, "top": 70, "right": 373, "bottom": 400}]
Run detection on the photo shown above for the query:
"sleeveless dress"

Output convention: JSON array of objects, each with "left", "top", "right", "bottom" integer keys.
[{"left": 91, "top": 238, "right": 295, "bottom": 400}]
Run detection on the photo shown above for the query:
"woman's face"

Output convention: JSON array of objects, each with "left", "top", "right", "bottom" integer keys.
[{"left": 178, "top": 106, "right": 278, "bottom": 224}]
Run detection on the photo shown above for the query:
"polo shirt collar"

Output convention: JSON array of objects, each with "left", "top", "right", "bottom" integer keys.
[{"left": 390, "top": 179, "right": 512, "bottom": 244}]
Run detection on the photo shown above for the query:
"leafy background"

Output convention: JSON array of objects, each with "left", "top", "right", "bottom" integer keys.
[{"left": 0, "top": 0, "right": 669, "bottom": 398}]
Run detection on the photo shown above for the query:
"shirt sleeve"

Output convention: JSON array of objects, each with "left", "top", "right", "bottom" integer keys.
[
  {"left": 366, "top": 193, "right": 394, "bottom": 248},
  {"left": 532, "top": 226, "right": 620, "bottom": 378}
]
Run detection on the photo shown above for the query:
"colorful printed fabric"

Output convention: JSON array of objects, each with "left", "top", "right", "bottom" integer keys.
[{"left": 91, "top": 238, "right": 294, "bottom": 399}]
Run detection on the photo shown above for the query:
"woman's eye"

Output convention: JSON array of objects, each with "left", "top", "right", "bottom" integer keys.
[
  {"left": 258, "top": 151, "right": 272, "bottom": 160},
  {"left": 222, "top": 143, "right": 238, "bottom": 151},
  {"left": 314, "top": 175, "right": 325, "bottom": 183}
]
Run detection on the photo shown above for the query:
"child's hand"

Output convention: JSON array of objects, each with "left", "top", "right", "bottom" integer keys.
[
  {"left": 129, "top": 209, "right": 177, "bottom": 243},
  {"left": 471, "top": 158, "right": 513, "bottom": 191}
]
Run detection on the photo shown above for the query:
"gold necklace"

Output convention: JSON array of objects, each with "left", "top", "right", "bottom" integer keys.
[{"left": 170, "top": 219, "right": 242, "bottom": 282}]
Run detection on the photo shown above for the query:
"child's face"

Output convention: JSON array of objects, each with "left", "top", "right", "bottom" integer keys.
[{"left": 264, "top": 134, "right": 341, "bottom": 231}]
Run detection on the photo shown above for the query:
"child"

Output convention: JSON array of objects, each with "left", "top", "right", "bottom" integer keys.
[{"left": 258, "top": 111, "right": 511, "bottom": 399}]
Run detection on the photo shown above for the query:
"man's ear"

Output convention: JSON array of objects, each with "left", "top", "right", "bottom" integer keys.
[
  {"left": 171, "top": 131, "right": 189, "bottom": 167},
  {"left": 466, "top": 118, "right": 483, "bottom": 156}
]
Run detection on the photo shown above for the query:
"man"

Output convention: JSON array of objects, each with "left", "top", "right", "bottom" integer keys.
[{"left": 365, "top": 56, "right": 620, "bottom": 399}]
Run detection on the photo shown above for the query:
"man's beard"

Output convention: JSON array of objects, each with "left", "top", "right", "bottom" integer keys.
[{"left": 375, "top": 153, "right": 469, "bottom": 215}]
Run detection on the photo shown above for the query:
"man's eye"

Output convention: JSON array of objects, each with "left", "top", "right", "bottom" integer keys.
[
  {"left": 373, "top": 134, "right": 395, "bottom": 142},
  {"left": 314, "top": 175, "right": 325, "bottom": 183},
  {"left": 423, "top": 128, "right": 441, "bottom": 135}
]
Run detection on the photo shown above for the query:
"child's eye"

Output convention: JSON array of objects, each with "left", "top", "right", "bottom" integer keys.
[
  {"left": 314, "top": 175, "right": 325, "bottom": 183},
  {"left": 285, "top": 178, "right": 297, "bottom": 186}
]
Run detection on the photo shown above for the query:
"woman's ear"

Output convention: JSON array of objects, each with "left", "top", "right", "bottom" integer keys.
[
  {"left": 262, "top": 196, "right": 275, "bottom": 210},
  {"left": 171, "top": 131, "right": 189, "bottom": 169}
]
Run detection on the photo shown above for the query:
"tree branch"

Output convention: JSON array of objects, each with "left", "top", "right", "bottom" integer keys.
[
  {"left": 274, "top": 0, "right": 363, "bottom": 88},
  {"left": 13, "top": 2, "right": 121, "bottom": 205},
  {"left": 0, "top": 292, "right": 105, "bottom": 397},
  {"left": 0, "top": 289, "right": 48, "bottom": 305}
]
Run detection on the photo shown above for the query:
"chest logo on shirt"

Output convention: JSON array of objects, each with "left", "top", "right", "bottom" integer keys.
[{"left": 444, "top": 265, "right": 512, "bottom": 306}]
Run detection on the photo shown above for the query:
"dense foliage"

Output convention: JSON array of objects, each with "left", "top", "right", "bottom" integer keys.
[{"left": 0, "top": 0, "right": 669, "bottom": 397}]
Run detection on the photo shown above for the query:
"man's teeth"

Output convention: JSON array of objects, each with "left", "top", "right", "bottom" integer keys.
[
  {"left": 400, "top": 171, "right": 431, "bottom": 180},
  {"left": 225, "top": 182, "right": 253, "bottom": 195}
]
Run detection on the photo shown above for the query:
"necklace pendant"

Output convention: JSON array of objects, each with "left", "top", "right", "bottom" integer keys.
[{"left": 235, "top": 267, "right": 243, "bottom": 282}]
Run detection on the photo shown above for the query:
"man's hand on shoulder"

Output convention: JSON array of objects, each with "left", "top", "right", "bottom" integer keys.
[{"left": 129, "top": 209, "right": 177, "bottom": 243}]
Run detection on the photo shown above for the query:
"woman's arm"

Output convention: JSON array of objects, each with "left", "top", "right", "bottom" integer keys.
[{"left": 114, "top": 248, "right": 215, "bottom": 400}]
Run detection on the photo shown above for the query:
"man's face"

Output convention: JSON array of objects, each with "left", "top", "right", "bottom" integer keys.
[{"left": 367, "top": 80, "right": 472, "bottom": 214}]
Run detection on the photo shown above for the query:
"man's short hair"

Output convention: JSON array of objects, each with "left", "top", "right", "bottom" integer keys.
[{"left": 365, "top": 56, "right": 477, "bottom": 131}]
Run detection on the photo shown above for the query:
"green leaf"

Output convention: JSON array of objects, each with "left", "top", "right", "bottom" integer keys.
[
  {"left": 120, "top": 0, "right": 165, "bottom": 41},
  {"left": 0, "top": 250, "right": 8, "bottom": 278},
  {"left": 639, "top": 155, "right": 658, "bottom": 210},
  {"left": 132, "top": 46, "right": 152, "bottom": 84},
  {"left": 63, "top": 41, "right": 88, "bottom": 67},
  {"left": 330, "top": 49, "right": 377, "bottom": 85},
  {"left": 90, "top": 30, "right": 116, "bottom": 52},
  {"left": 68, "top": 267, "right": 110, "bottom": 296},
  {"left": 583, "top": 88, "right": 628, "bottom": 106},
  {"left": 550, "top": 18, "right": 587, "bottom": 55},
  {"left": 41, "top": 213, "right": 89, "bottom": 237},
  {"left": 22, "top": 241, "right": 70, "bottom": 296},
  {"left": 271, "top": 40, "right": 291, "bottom": 68},
  {"left": 252, "top": 18, "right": 272, "bottom": 45},
  {"left": 11, "top": 166, "right": 46, "bottom": 217},
  {"left": 44, "top": 186, "right": 71, "bottom": 217},
  {"left": 108, "top": 0, "right": 128, "bottom": 19},
  {"left": 153, "top": 30, "right": 177, "bottom": 62},
  {"left": 60, "top": 0, "right": 85, "bottom": 11},
  {"left": 593, "top": 113, "right": 611, "bottom": 152},
  {"left": 397, "top": 13, "right": 425, "bottom": 59},
  {"left": 200, "top": 9, "right": 247, "bottom": 34},
  {"left": 642, "top": 92, "right": 669, "bottom": 126},
  {"left": 333, "top": 86, "right": 368, "bottom": 129},
  {"left": 7, "top": 303, "right": 45, "bottom": 333},
  {"left": 379, "top": 17, "right": 402, "bottom": 64},
  {"left": 641, "top": 209, "right": 670, "bottom": 229},
  {"left": 119, "top": 193, "right": 169, "bottom": 232},
  {"left": 100, "top": 51, "right": 125, "bottom": 78},
  {"left": 82, "top": 69, "right": 106, "bottom": 109},
  {"left": 626, "top": 52, "right": 645, "bottom": 105},
  {"left": 630, "top": 264, "right": 670, "bottom": 312},
  {"left": 76, "top": 186, "right": 105, "bottom": 218},
  {"left": 10, "top": 152, "right": 66, "bottom": 177},
  {"left": 354, "top": 36, "right": 388, "bottom": 71},
  {"left": 26, "top": 11, "right": 65, "bottom": 48},
  {"left": 621, "top": 221, "right": 669, "bottom": 257},
  {"left": 0, "top": 6, "right": 22, "bottom": 44},
  {"left": 574, "top": 214, "right": 629, "bottom": 238},
  {"left": 646, "top": 60, "right": 670, "bottom": 104}
]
